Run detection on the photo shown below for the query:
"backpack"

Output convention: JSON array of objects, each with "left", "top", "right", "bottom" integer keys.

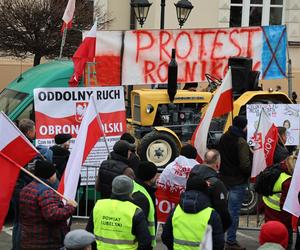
[{"left": 254, "top": 164, "right": 282, "bottom": 196}]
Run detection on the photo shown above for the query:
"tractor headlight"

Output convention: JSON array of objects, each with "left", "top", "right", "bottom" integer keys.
[{"left": 146, "top": 104, "right": 154, "bottom": 114}]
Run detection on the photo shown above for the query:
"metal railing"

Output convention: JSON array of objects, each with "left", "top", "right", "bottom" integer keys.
[{"left": 73, "top": 164, "right": 99, "bottom": 219}]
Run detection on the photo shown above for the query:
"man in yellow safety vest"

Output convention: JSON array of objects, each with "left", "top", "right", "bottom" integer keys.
[
  {"left": 86, "top": 175, "right": 152, "bottom": 250},
  {"left": 263, "top": 155, "right": 296, "bottom": 250},
  {"left": 132, "top": 161, "right": 159, "bottom": 248},
  {"left": 161, "top": 175, "right": 224, "bottom": 250}
]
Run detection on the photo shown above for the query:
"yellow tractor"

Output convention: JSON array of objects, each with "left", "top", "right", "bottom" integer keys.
[
  {"left": 129, "top": 87, "right": 291, "bottom": 170},
  {"left": 129, "top": 84, "right": 292, "bottom": 215}
]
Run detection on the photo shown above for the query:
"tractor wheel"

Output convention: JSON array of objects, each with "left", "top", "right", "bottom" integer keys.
[
  {"left": 139, "top": 131, "right": 180, "bottom": 171},
  {"left": 240, "top": 185, "right": 259, "bottom": 215}
]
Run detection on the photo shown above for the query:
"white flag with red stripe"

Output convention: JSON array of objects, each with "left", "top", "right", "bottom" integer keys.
[
  {"left": 58, "top": 95, "right": 104, "bottom": 200},
  {"left": 191, "top": 69, "right": 233, "bottom": 162},
  {"left": 62, "top": 0, "right": 76, "bottom": 31},
  {"left": 251, "top": 109, "right": 278, "bottom": 177},
  {"left": 283, "top": 156, "right": 300, "bottom": 216},
  {"left": 0, "top": 112, "right": 39, "bottom": 230},
  {"left": 69, "top": 22, "right": 97, "bottom": 87}
]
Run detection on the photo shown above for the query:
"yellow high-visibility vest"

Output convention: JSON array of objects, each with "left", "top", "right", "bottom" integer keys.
[
  {"left": 133, "top": 181, "right": 156, "bottom": 247},
  {"left": 172, "top": 205, "right": 213, "bottom": 250},
  {"left": 93, "top": 199, "right": 139, "bottom": 250},
  {"left": 263, "top": 172, "right": 291, "bottom": 211}
]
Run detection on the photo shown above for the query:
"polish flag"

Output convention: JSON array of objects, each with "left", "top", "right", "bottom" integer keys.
[
  {"left": 58, "top": 95, "right": 104, "bottom": 200},
  {"left": 251, "top": 109, "right": 278, "bottom": 177},
  {"left": 69, "top": 22, "right": 97, "bottom": 87},
  {"left": 284, "top": 156, "right": 300, "bottom": 216},
  {"left": 0, "top": 112, "right": 39, "bottom": 230},
  {"left": 61, "top": 0, "right": 76, "bottom": 32},
  {"left": 191, "top": 69, "right": 233, "bottom": 162}
]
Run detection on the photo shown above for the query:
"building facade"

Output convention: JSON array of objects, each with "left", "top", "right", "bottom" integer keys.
[
  {"left": 95, "top": 0, "right": 300, "bottom": 97},
  {"left": 1, "top": 0, "right": 299, "bottom": 97}
]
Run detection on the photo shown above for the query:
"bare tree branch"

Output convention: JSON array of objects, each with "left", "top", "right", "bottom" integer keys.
[{"left": 0, "top": 0, "right": 111, "bottom": 66}]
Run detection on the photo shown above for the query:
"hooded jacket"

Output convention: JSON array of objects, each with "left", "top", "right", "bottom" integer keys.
[
  {"left": 161, "top": 190, "right": 224, "bottom": 250},
  {"left": 96, "top": 151, "right": 130, "bottom": 199},
  {"left": 190, "top": 164, "right": 231, "bottom": 231},
  {"left": 218, "top": 126, "right": 252, "bottom": 186}
]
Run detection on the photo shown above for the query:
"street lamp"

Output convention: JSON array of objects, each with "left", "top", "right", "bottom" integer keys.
[
  {"left": 174, "top": 0, "right": 194, "bottom": 28},
  {"left": 130, "top": 0, "right": 152, "bottom": 28},
  {"left": 131, "top": 0, "right": 194, "bottom": 29}
]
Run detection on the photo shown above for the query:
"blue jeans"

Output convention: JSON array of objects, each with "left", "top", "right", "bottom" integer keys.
[{"left": 226, "top": 183, "right": 247, "bottom": 244}]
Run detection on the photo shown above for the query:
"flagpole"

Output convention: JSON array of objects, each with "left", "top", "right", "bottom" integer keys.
[
  {"left": 255, "top": 108, "right": 264, "bottom": 134},
  {"left": 90, "top": 95, "right": 110, "bottom": 155},
  {"left": 0, "top": 151, "right": 72, "bottom": 203},
  {"left": 59, "top": 28, "right": 68, "bottom": 59},
  {"left": 229, "top": 67, "right": 234, "bottom": 125}
]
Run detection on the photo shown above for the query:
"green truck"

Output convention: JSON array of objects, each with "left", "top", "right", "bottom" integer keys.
[{"left": 0, "top": 60, "right": 74, "bottom": 122}]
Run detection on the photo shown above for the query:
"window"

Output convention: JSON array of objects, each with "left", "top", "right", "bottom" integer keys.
[
  {"left": 0, "top": 88, "right": 28, "bottom": 115},
  {"left": 230, "top": 0, "right": 284, "bottom": 27},
  {"left": 16, "top": 102, "right": 34, "bottom": 122}
]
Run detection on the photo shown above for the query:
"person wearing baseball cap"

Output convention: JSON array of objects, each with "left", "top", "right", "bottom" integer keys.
[
  {"left": 96, "top": 140, "right": 136, "bottom": 199},
  {"left": 86, "top": 175, "right": 151, "bottom": 250},
  {"left": 132, "top": 161, "right": 158, "bottom": 248},
  {"left": 19, "top": 160, "right": 77, "bottom": 250}
]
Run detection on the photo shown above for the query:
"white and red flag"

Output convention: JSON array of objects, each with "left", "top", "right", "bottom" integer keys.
[
  {"left": 62, "top": 0, "right": 76, "bottom": 32},
  {"left": 251, "top": 109, "right": 278, "bottom": 177},
  {"left": 69, "top": 22, "right": 97, "bottom": 87},
  {"left": 156, "top": 155, "right": 199, "bottom": 222},
  {"left": 191, "top": 68, "right": 233, "bottom": 162},
  {"left": 58, "top": 95, "right": 104, "bottom": 200},
  {"left": 0, "top": 112, "right": 39, "bottom": 230},
  {"left": 284, "top": 156, "right": 300, "bottom": 216}
]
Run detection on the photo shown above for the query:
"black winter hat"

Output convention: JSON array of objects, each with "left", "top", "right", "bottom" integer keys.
[
  {"left": 120, "top": 133, "right": 136, "bottom": 144},
  {"left": 233, "top": 115, "right": 247, "bottom": 129},
  {"left": 137, "top": 161, "right": 157, "bottom": 181},
  {"left": 186, "top": 175, "right": 208, "bottom": 192},
  {"left": 113, "top": 140, "right": 136, "bottom": 158},
  {"left": 35, "top": 160, "right": 56, "bottom": 179},
  {"left": 55, "top": 133, "right": 72, "bottom": 145},
  {"left": 180, "top": 144, "right": 197, "bottom": 159}
]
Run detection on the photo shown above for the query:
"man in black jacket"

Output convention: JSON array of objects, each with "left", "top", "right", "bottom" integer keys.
[
  {"left": 120, "top": 132, "right": 140, "bottom": 174},
  {"left": 273, "top": 126, "right": 290, "bottom": 164},
  {"left": 190, "top": 149, "right": 231, "bottom": 232},
  {"left": 218, "top": 116, "right": 251, "bottom": 250},
  {"left": 132, "top": 161, "right": 158, "bottom": 248},
  {"left": 50, "top": 133, "right": 72, "bottom": 180},
  {"left": 161, "top": 175, "right": 224, "bottom": 250},
  {"left": 86, "top": 175, "right": 151, "bottom": 250},
  {"left": 96, "top": 140, "right": 136, "bottom": 198}
]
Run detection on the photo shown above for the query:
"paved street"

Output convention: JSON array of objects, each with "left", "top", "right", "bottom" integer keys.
[
  {"left": 3, "top": 214, "right": 296, "bottom": 250},
  {"left": 1, "top": 216, "right": 262, "bottom": 250}
]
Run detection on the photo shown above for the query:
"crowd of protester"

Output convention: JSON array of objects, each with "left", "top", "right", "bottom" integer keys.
[{"left": 8, "top": 117, "right": 300, "bottom": 250}]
